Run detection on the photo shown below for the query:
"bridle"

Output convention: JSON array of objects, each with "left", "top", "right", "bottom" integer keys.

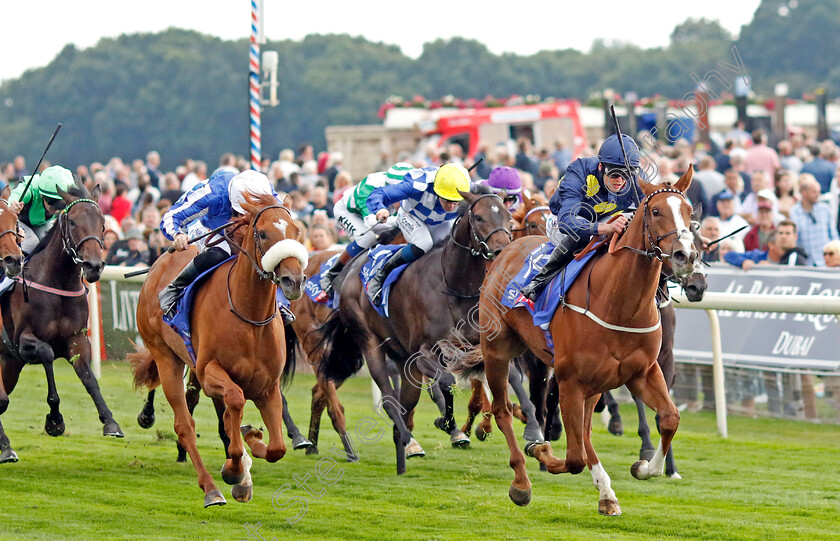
[
  {"left": 0, "top": 198, "right": 24, "bottom": 248},
  {"left": 223, "top": 203, "right": 297, "bottom": 326},
  {"left": 510, "top": 205, "right": 551, "bottom": 234},
  {"left": 59, "top": 198, "right": 104, "bottom": 266},
  {"left": 616, "top": 187, "right": 692, "bottom": 262},
  {"left": 450, "top": 193, "right": 512, "bottom": 260}
]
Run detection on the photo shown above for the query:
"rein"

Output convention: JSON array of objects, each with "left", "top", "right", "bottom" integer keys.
[{"left": 222, "top": 203, "right": 295, "bottom": 326}]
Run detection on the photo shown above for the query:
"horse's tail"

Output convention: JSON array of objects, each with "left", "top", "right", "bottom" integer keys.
[
  {"left": 281, "top": 327, "right": 298, "bottom": 390},
  {"left": 129, "top": 348, "right": 160, "bottom": 390},
  {"left": 315, "top": 311, "right": 363, "bottom": 384},
  {"left": 445, "top": 344, "right": 485, "bottom": 379}
]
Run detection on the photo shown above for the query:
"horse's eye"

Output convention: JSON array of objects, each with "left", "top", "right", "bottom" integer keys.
[
  {"left": 475, "top": 215, "right": 484, "bottom": 223},
  {"left": 651, "top": 208, "right": 660, "bottom": 217},
  {"left": 69, "top": 219, "right": 76, "bottom": 227},
  {"left": 258, "top": 230, "right": 267, "bottom": 240}
]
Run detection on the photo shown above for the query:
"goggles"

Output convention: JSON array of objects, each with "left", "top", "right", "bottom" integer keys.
[{"left": 603, "top": 164, "right": 638, "bottom": 181}]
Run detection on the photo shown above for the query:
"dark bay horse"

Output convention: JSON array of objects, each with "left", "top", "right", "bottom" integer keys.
[
  {"left": 471, "top": 169, "right": 698, "bottom": 515},
  {"left": 131, "top": 193, "right": 307, "bottom": 507},
  {"left": 0, "top": 184, "right": 122, "bottom": 464},
  {"left": 319, "top": 189, "right": 512, "bottom": 474}
]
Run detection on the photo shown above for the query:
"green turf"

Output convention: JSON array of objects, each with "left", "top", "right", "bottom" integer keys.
[{"left": 0, "top": 361, "right": 838, "bottom": 541}]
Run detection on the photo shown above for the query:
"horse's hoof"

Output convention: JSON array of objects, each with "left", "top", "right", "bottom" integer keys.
[
  {"left": 405, "top": 438, "right": 425, "bottom": 458},
  {"left": 669, "top": 471, "right": 683, "bottom": 479},
  {"left": 538, "top": 462, "right": 547, "bottom": 472},
  {"left": 523, "top": 426, "right": 545, "bottom": 443},
  {"left": 639, "top": 448, "right": 655, "bottom": 461},
  {"left": 305, "top": 445, "right": 319, "bottom": 456},
  {"left": 0, "top": 447, "right": 19, "bottom": 463},
  {"left": 450, "top": 431, "right": 470, "bottom": 448},
  {"left": 231, "top": 483, "right": 253, "bottom": 503},
  {"left": 598, "top": 498, "right": 622, "bottom": 516},
  {"left": 508, "top": 484, "right": 531, "bottom": 506},
  {"left": 475, "top": 425, "right": 490, "bottom": 441},
  {"left": 434, "top": 416, "right": 453, "bottom": 434},
  {"left": 608, "top": 419, "right": 624, "bottom": 436},
  {"left": 524, "top": 441, "right": 539, "bottom": 458},
  {"left": 204, "top": 489, "right": 227, "bottom": 507},
  {"left": 631, "top": 460, "right": 650, "bottom": 480},
  {"left": 240, "top": 425, "right": 262, "bottom": 439},
  {"left": 548, "top": 424, "right": 562, "bottom": 441},
  {"left": 221, "top": 463, "right": 245, "bottom": 485},
  {"left": 44, "top": 414, "right": 65, "bottom": 437},
  {"left": 103, "top": 420, "right": 124, "bottom": 438},
  {"left": 292, "top": 436, "right": 313, "bottom": 450},
  {"left": 137, "top": 411, "right": 155, "bottom": 429},
  {"left": 511, "top": 404, "right": 527, "bottom": 424}
]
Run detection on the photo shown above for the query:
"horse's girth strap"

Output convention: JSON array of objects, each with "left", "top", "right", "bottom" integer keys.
[{"left": 562, "top": 302, "right": 660, "bottom": 334}]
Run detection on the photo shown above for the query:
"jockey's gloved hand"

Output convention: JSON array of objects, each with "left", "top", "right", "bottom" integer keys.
[{"left": 173, "top": 233, "right": 189, "bottom": 251}]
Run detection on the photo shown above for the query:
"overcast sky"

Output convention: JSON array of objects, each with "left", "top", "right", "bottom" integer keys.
[{"left": 1, "top": 1, "right": 761, "bottom": 82}]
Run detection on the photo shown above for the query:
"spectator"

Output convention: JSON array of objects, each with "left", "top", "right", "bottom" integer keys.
[
  {"left": 710, "top": 169, "right": 745, "bottom": 215},
  {"left": 159, "top": 173, "right": 184, "bottom": 205},
  {"left": 693, "top": 155, "right": 726, "bottom": 200},
  {"left": 551, "top": 140, "right": 572, "bottom": 176},
  {"left": 822, "top": 240, "right": 840, "bottom": 268},
  {"left": 514, "top": 138, "right": 538, "bottom": 176},
  {"left": 140, "top": 206, "right": 162, "bottom": 234},
  {"left": 111, "top": 182, "right": 132, "bottom": 225},
  {"left": 729, "top": 154, "right": 752, "bottom": 194},
  {"left": 790, "top": 174, "right": 838, "bottom": 266},
  {"left": 12, "top": 155, "right": 28, "bottom": 179},
  {"left": 102, "top": 219, "right": 121, "bottom": 261},
  {"left": 332, "top": 170, "right": 353, "bottom": 204},
  {"left": 744, "top": 129, "right": 780, "bottom": 176},
  {"left": 289, "top": 190, "right": 313, "bottom": 220},
  {"left": 715, "top": 139, "right": 735, "bottom": 173},
  {"left": 700, "top": 216, "right": 721, "bottom": 262},
  {"left": 716, "top": 192, "right": 750, "bottom": 241},
  {"left": 774, "top": 169, "right": 799, "bottom": 218},
  {"left": 180, "top": 160, "right": 207, "bottom": 192},
  {"left": 309, "top": 223, "right": 336, "bottom": 252},
  {"left": 675, "top": 156, "right": 707, "bottom": 218},
  {"left": 778, "top": 140, "right": 803, "bottom": 175},
  {"left": 743, "top": 199, "right": 775, "bottom": 251},
  {"left": 718, "top": 237, "right": 744, "bottom": 262},
  {"left": 128, "top": 172, "right": 160, "bottom": 215},
  {"left": 146, "top": 150, "right": 162, "bottom": 188},
  {"left": 215, "top": 152, "right": 239, "bottom": 175},
  {"left": 724, "top": 221, "right": 807, "bottom": 270},
  {"left": 472, "top": 143, "right": 493, "bottom": 179},
  {"left": 726, "top": 120, "right": 751, "bottom": 147},
  {"left": 801, "top": 140, "right": 838, "bottom": 193},
  {"left": 119, "top": 228, "right": 150, "bottom": 267},
  {"left": 147, "top": 228, "right": 170, "bottom": 267},
  {"left": 96, "top": 173, "right": 114, "bottom": 216},
  {"left": 309, "top": 186, "right": 334, "bottom": 218},
  {"left": 739, "top": 171, "right": 771, "bottom": 224}
]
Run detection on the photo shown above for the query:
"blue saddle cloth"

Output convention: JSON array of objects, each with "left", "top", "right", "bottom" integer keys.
[
  {"left": 161, "top": 255, "right": 290, "bottom": 365},
  {"left": 501, "top": 241, "right": 601, "bottom": 351},
  {"left": 304, "top": 253, "right": 340, "bottom": 309},
  {"left": 360, "top": 245, "right": 411, "bottom": 317}
]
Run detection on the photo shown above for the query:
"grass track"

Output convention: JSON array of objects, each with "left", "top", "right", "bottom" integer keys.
[{"left": 0, "top": 361, "right": 838, "bottom": 540}]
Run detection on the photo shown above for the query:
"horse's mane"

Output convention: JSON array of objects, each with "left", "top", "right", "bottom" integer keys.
[
  {"left": 229, "top": 193, "right": 284, "bottom": 246},
  {"left": 29, "top": 186, "right": 89, "bottom": 257}
]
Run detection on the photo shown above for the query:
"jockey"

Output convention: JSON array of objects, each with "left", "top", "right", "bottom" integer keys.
[
  {"left": 319, "top": 162, "right": 412, "bottom": 296},
  {"left": 476, "top": 166, "right": 523, "bottom": 211},
  {"left": 364, "top": 163, "right": 472, "bottom": 304},
  {"left": 520, "top": 134, "right": 644, "bottom": 301},
  {"left": 158, "top": 169, "right": 296, "bottom": 324},
  {"left": 8, "top": 165, "right": 78, "bottom": 254}
]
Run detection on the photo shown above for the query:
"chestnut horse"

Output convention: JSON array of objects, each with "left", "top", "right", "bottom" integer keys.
[
  {"left": 131, "top": 193, "right": 307, "bottom": 507},
  {"left": 319, "top": 189, "right": 512, "bottom": 474},
  {"left": 473, "top": 169, "right": 698, "bottom": 515},
  {"left": 0, "top": 184, "right": 121, "bottom": 464}
]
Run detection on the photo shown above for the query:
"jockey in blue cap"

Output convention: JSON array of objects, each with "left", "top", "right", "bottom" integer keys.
[
  {"left": 477, "top": 166, "right": 523, "bottom": 211},
  {"left": 520, "top": 134, "right": 644, "bottom": 301},
  {"left": 158, "top": 169, "right": 298, "bottom": 324}
]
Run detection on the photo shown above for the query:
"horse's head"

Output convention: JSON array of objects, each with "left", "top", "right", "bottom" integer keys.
[
  {"left": 56, "top": 183, "right": 105, "bottom": 282},
  {"left": 659, "top": 199, "right": 708, "bottom": 302},
  {"left": 0, "top": 186, "right": 23, "bottom": 278},
  {"left": 240, "top": 193, "right": 308, "bottom": 301},
  {"left": 638, "top": 166, "right": 699, "bottom": 279},
  {"left": 511, "top": 191, "right": 551, "bottom": 240},
  {"left": 456, "top": 188, "right": 513, "bottom": 260}
]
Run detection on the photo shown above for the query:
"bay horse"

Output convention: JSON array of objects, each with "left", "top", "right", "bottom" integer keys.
[
  {"left": 0, "top": 183, "right": 122, "bottom": 464},
  {"left": 319, "top": 188, "right": 512, "bottom": 474},
  {"left": 131, "top": 193, "right": 307, "bottom": 507},
  {"left": 472, "top": 169, "right": 698, "bottom": 515}
]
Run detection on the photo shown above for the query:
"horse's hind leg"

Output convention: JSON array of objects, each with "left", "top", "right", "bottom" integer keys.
[
  {"left": 603, "top": 390, "right": 623, "bottom": 436},
  {"left": 153, "top": 347, "right": 224, "bottom": 506},
  {"left": 137, "top": 389, "right": 156, "bottom": 429},
  {"left": 62, "top": 334, "right": 123, "bottom": 437},
  {"left": 634, "top": 394, "right": 655, "bottom": 461},
  {"left": 655, "top": 412, "right": 680, "bottom": 478},
  {"left": 0, "top": 356, "right": 23, "bottom": 462},
  {"left": 583, "top": 394, "right": 621, "bottom": 516},
  {"left": 626, "top": 363, "right": 680, "bottom": 481},
  {"left": 177, "top": 370, "right": 202, "bottom": 463},
  {"left": 530, "top": 377, "right": 586, "bottom": 476},
  {"left": 508, "top": 362, "right": 543, "bottom": 442},
  {"left": 398, "top": 359, "right": 427, "bottom": 458},
  {"left": 282, "top": 393, "right": 312, "bottom": 450},
  {"left": 42, "top": 361, "right": 65, "bottom": 436},
  {"left": 461, "top": 379, "right": 482, "bottom": 438},
  {"left": 321, "top": 378, "right": 356, "bottom": 461}
]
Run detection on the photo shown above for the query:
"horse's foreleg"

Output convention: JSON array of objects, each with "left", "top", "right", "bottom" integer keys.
[
  {"left": 137, "top": 389, "right": 156, "bottom": 429},
  {"left": 200, "top": 360, "right": 250, "bottom": 486},
  {"left": 282, "top": 393, "right": 312, "bottom": 450},
  {"left": 367, "top": 349, "right": 411, "bottom": 475},
  {"left": 634, "top": 394, "right": 655, "bottom": 461},
  {"left": 584, "top": 394, "right": 621, "bottom": 516},
  {"left": 508, "top": 362, "right": 543, "bottom": 442},
  {"left": 461, "top": 379, "right": 482, "bottom": 437},
  {"left": 308, "top": 381, "right": 327, "bottom": 455},
  {"left": 153, "top": 347, "right": 224, "bottom": 507},
  {"left": 0, "top": 357, "right": 22, "bottom": 463},
  {"left": 655, "top": 412, "right": 680, "bottom": 478},
  {"left": 399, "top": 359, "right": 427, "bottom": 458},
  {"left": 65, "top": 334, "right": 123, "bottom": 437},
  {"left": 42, "top": 361, "right": 64, "bottom": 436},
  {"left": 175, "top": 370, "right": 202, "bottom": 462},
  {"left": 321, "top": 378, "right": 356, "bottom": 461},
  {"left": 603, "top": 390, "right": 623, "bottom": 436},
  {"left": 626, "top": 363, "right": 680, "bottom": 481},
  {"left": 532, "top": 378, "right": 586, "bottom": 476}
]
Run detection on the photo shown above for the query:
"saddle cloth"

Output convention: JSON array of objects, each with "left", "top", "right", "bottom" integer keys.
[
  {"left": 360, "top": 244, "right": 412, "bottom": 318},
  {"left": 304, "top": 252, "right": 340, "bottom": 309}
]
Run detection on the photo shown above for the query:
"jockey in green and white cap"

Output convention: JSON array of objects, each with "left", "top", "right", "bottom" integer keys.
[{"left": 9, "top": 165, "right": 77, "bottom": 254}]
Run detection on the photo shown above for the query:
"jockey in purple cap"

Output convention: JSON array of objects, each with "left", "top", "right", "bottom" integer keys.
[{"left": 477, "top": 166, "right": 523, "bottom": 211}]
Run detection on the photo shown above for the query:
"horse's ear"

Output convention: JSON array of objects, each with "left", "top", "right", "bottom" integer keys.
[
  {"left": 639, "top": 176, "right": 658, "bottom": 196},
  {"left": 692, "top": 200, "right": 703, "bottom": 221},
  {"left": 239, "top": 194, "right": 258, "bottom": 216},
  {"left": 674, "top": 164, "right": 694, "bottom": 193},
  {"left": 55, "top": 185, "right": 74, "bottom": 204},
  {"left": 1, "top": 186, "right": 10, "bottom": 200},
  {"left": 459, "top": 190, "right": 476, "bottom": 204},
  {"left": 282, "top": 193, "right": 293, "bottom": 209},
  {"left": 91, "top": 184, "right": 101, "bottom": 199}
]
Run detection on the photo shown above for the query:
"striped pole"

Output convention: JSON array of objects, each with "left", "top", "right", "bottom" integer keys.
[{"left": 249, "top": 0, "right": 261, "bottom": 171}]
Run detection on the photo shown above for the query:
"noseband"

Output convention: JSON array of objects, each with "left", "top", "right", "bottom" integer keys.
[
  {"left": 224, "top": 204, "right": 294, "bottom": 284},
  {"left": 450, "top": 193, "right": 512, "bottom": 260},
  {"left": 60, "top": 198, "right": 104, "bottom": 266}
]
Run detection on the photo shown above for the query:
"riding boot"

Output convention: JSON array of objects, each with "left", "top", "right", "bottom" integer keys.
[
  {"left": 520, "top": 236, "right": 587, "bottom": 302},
  {"left": 367, "top": 249, "right": 413, "bottom": 305},
  {"left": 279, "top": 305, "right": 296, "bottom": 325},
  {"left": 159, "top": 260, "right": 200, "bottom": 317},
  {"left": 319, "top": 259, "right": 346, "bottom": 296}
]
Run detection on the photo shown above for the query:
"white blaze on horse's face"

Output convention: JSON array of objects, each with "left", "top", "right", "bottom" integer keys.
[
  {"left": 273, "top": 219, "right": 288, "bottom": 235},
  {"left": 491, "top": 205, "right": 500, "bottom": 214},
  {"left": 666, "top": 196, "right": 695, "bottom": 258}
]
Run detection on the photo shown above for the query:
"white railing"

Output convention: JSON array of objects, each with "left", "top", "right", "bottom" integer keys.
[{"left": 669, "top": 290, "right": 840, "bottom": 438}]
